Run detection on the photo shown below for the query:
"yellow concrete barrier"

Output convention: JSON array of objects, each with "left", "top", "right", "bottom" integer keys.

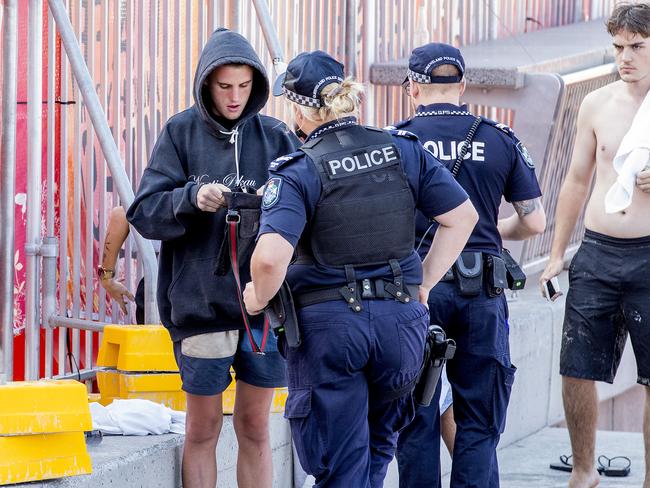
[
  {"left": 95, "top": 325, "right": 288, "bottom": 414},
  {"left": 0, "top": 380, "right": 91, "bottom": 435},
  {"left": 0, "top": 380, "right": 92, "bottom": 485},
  {"left": 0, "top": 432, "right": 91, "bottom": 485},
  {"left": 96, "top": 325, "right": 178, "bottom": 372},
  {"left": 97, "top": 370, "right": 186, "bottom": 411}
]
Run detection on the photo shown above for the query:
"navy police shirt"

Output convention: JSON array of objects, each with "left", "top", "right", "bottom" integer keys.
[
  {"left": 259, "top": 117, "right": 469, "bottom": 293},
  {"left": 394, "top": 103, "right": 542, "bottom": 258}
]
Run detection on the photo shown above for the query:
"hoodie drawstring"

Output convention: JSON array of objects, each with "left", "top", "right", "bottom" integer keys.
[{"left": 220, "top": 127, "right": 240, "bottom": 181}]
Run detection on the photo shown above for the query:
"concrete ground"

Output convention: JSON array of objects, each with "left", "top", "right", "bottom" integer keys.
[
  {"left": 486, "top": 427, "right": 645, "bottom": 488},
  {"left": 303, "top": 427, "right": 645, "bottom": 487}
]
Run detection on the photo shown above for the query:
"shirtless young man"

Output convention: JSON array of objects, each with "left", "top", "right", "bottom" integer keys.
[{"left": 540, "top": 3, "right": 650, "bottom": 488}]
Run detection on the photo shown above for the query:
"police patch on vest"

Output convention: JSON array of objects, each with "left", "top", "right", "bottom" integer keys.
[
  {"left": 516, "top": 141, "right": 535, "bottom": 169},
  {"left": 323, "top": 144, "right": 400, "bottom": 179},
  {"left": 262, "top": 177, "right": 282, "bottom": 209}
]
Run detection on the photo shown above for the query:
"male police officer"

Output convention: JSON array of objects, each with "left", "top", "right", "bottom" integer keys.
[
  {"left": 394, "top": 43, "right": 546, "bottom": 488},
  {"left": 243, "top": 50, "right": 477, "bottom": 487}
]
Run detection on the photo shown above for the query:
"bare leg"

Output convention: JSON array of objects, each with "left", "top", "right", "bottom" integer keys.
[
  {"left": 563, "top": 376, "right": 600, "bottom": 488},
  {"left": 233, "top": 381, "right": 275, "bottom": 488},
  {"left": 643, "top": 386, "right": 650, "bottom": 488},
  {"left": 182, "top": 393, "right": 223, "bottom": 488},
  {"left": 441, "top": 406, "right": 456, "bottom": 456}
]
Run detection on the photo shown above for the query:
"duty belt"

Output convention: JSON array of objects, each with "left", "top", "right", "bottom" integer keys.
[
  {"left": 439, "top": 251, "right": 513, "bottom": 298},
  {"left": 295, "top": 279, "right": 419, "bottom": 309}
]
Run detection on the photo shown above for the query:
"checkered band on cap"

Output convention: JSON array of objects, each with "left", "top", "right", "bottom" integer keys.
[
  {"left": 407, "top": 69, "right": 431, "bottom": 84},
  {"left": 283, "top": 87, "right": 322, "bottom": 107}
]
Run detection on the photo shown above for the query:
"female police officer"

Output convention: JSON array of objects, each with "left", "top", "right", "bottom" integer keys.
[{"left": 243, "top": 50, "right": 477, "bottom": 487}]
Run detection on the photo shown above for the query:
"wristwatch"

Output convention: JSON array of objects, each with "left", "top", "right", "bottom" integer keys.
[{"left": 97, "top": 266, "right": 115, "bottom": 280}]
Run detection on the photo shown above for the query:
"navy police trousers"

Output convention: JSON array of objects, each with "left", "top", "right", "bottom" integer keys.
[
  {"left": 283, "top": 298, "right": 428, "bottom": 487},
  {"left": 396, "top": 283, "right": 516, "bottom": 488}
]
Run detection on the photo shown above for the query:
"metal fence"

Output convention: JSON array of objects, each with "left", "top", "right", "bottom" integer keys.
[
  {"left": 520, "top": 64, "right": 620, "bottom": 273},
  {"left": 1, "top": 0, "right": 621, "bottom": 382}
]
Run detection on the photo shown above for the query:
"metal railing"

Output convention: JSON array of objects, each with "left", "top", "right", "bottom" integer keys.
[
  {"left": 360, "top": 0, "right": 619, "bottom": 127},
  {"left": 520, "top": 63, "right": 619, "bottom": 273},
  {"left": 45, "top": 0, "right": 160, "bottom": 381},
  {"left": 0, "top": 0, "right": 620, "bottom": 382}
]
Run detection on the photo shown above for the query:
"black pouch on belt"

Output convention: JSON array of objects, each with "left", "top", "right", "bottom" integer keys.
[
  {"left": 265, "top": 281, "right": 301, "bottom": 349},
  {"left": 485, "top": 254, "right": 508, "bottom": 297},
  {"left": 502, "top": 248, "right": 526, "bottom": 290},
  {"left": 452, "top": 251, "right": 483, "bottom": 296}
]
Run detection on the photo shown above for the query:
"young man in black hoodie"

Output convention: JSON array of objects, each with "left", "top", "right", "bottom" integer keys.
[{"left": 127, "top": 29, "right": 299, "bottom": 488}]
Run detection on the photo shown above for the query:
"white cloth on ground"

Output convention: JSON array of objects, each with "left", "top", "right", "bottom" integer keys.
[
  {"left": 89, "top": 399, "right": 186, "bottom": 436},
  {"left": 604, "top": 90, "right": 650, "bottom": 214}
]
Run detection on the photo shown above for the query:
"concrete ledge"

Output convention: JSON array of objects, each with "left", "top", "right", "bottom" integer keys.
[
  {"left": 370, "top": 20, "right": 614, "bottom": 87},
  {"left": 12, "top": 434, "right": 183, "bottom": 488},
  {"left": 16, "top": 413, "right": 292, "bottom": 488}
]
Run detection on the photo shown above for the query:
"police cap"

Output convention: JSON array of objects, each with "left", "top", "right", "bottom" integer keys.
[
  {"left": 407, "top": 42, "right": 465, "bottom": 84},
  {"left": 272, "top": 50, "right": 344, "bottom": 108}
]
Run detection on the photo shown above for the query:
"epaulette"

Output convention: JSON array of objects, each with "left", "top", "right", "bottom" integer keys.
[
  {"left": 481, "top": 117, "right": 535, "bottom": 168},
  {"left": 480, "top": 116, "right": 514, "bottom": 137},
  {"left": 268, "top": 151, "right": 303, "bottom": 171},
  {"left": 384, "top": 119, "right": 410, "bottom": 131},
  {"left": 386, "top": 128, "right": 419, "bottom": 141}
]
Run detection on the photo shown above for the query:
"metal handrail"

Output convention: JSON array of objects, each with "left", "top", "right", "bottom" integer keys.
[{"left": 520, "top": 63, "right": 619, "bottom": 274}]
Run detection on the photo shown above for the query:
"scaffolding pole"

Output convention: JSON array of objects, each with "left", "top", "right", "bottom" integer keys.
[
  {"left": 0, "top": 0, "right": 18, "bottom": 384},
  {"left": 25, "top": 0, "right": 44, "bottom": 380},
  {"left": 252, "top": 0, "right": 287, "bottom": 77}
]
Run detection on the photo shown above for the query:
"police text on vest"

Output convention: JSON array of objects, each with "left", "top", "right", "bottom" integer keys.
[{"left": 325, "top": 146, "right": 399, "bottom": 178}]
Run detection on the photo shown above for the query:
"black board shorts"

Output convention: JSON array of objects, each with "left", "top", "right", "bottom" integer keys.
[{"left": 560, "top": 229, "right": 650, "bottom": 385}]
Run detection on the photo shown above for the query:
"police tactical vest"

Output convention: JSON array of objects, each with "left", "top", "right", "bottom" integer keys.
[{"left": 299, "top": 125, "right": 415, "bottom": 267}]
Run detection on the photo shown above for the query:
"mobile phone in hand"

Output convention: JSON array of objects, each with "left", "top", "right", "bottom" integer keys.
[{"left": 545, "top": 276, "right": 563, "bottom": 302}]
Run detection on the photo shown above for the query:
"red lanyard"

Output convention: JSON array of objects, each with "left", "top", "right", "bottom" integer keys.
[{"left": 227, "top": 212, "right": 269, "bottom": 354}]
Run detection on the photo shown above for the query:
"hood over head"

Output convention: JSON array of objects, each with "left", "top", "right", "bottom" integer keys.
[{"left": 193, "top": 28, "right": 269, "bottom": 133}]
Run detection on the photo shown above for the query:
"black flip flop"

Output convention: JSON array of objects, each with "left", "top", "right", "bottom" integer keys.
[
  {"left": 549, "top": 454, "right": 631, "bottom": 477},
  {"left": 598, "top": 455, "right": 631, "bottom": 477},
  {"left": 549, "top": 454, "right": 573, "bottom": 473}
]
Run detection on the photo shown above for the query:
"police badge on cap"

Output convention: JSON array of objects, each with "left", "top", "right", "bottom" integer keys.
[{"left": 272, "top": 51, "right": 345, "bottom": 108}]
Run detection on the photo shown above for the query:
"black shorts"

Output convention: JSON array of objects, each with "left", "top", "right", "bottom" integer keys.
[
  {"left": 560, "top": 229, "right": 650, "bottom": 385},
  {"left": 173, "top": 328, "right": 286, "bottom": 396}
]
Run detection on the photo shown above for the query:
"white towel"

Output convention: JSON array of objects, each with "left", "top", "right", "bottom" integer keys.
[
  {"left": 90, "top": 399, "right": 186, "bottom": 436},
  {"left": 604, "top": 91, "right": 650, "bottom": 214}
]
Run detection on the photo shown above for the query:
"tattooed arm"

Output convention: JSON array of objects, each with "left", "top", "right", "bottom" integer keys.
[
  {"left": 99, "top": 206, "right": 134, "bottom": 314},
  {"left": 497, "top": 197, "right": 546, "bottom": 240}
]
